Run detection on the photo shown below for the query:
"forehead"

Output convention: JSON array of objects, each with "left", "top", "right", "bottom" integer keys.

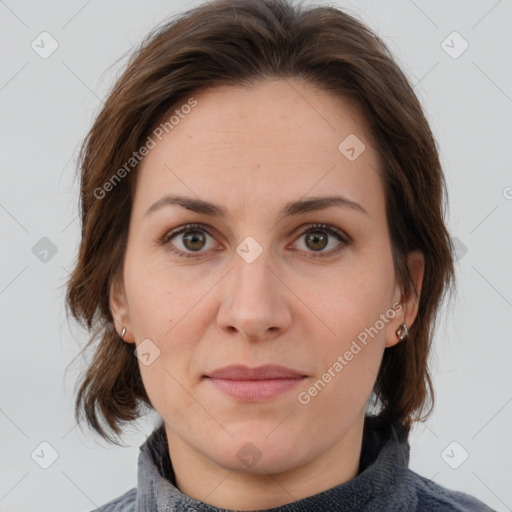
[
  {"left": 172, "top": 78, "right": 372, "bottom": 156},
  {"left": 133, "top": 78, "right": 383, "bottom": 221}
]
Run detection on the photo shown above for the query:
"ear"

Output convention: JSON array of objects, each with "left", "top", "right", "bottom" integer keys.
[
  {"left": 385, "top": 250, "right": 425, "bottom": 348},
  {"left": 109, "top": 274, "right": 135, "bottom": 344}
]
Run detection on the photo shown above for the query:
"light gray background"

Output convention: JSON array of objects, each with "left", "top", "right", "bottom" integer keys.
[{"left": 1, "top": 1, "right": 511, "bottom": 511}]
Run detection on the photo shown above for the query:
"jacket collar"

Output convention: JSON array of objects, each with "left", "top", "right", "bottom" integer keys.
[{"left": 134, "top": 415, "right": 410, "bottom": 511}]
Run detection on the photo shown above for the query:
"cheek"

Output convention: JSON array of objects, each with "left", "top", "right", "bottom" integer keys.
[
  {"left": 123, "top": 251, "right": 195, "bottom": 333},
  {"left": 302, "top": 256, "right": 395, "bottom": 398},
  {"left": 311, "top": 257, "right": 395, "bottom": 342},
  {"left": 298, "top": 315, "right": 385, "bottom": 429},
  {"left": 139, "top": 361, "right": 209, "bottom": 443}
]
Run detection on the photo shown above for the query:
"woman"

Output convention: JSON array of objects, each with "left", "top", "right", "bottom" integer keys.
[{"left": 65, "top": 0, "right": 495, "bottom": 510}]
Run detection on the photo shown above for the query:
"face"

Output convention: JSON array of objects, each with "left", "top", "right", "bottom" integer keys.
[{"left": 110, "top": 78, "right": 423, "bottom": 478}]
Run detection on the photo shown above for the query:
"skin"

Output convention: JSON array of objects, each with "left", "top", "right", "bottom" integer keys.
[{"left": 110, "top": 78, "right": 424, "bottom": 510}]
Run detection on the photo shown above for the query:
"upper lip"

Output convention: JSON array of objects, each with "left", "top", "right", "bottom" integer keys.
[{"left": 206, "top": 364, "right": 307, "bottom": 380}]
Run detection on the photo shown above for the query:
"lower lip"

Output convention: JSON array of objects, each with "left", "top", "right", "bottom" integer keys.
[{"left": 206, "top": 377, "right": 305, "bottom": 401}]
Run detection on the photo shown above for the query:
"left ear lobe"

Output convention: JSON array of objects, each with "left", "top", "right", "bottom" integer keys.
[
  {"left": 385, "top": 250, "right": 425, "bottom": 348},
  {"left": 109, "top": 275, "right": 135, "bottom": 343}
]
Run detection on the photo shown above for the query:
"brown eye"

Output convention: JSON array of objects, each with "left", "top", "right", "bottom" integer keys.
[
  {"left": 304, "top": 230, "right": 328, "bottom": 251},
  {"left": 293, "top": 223, "right": 350, "bottom": 258},
  {"left": 161, "top": 223, "right": 217, "bottom": 259},
  {"left": 182, "top": 230, "right": 207, "bottom": 251},
  {"left": 160, "top": 222, "right": 350, "bottom": 260}
]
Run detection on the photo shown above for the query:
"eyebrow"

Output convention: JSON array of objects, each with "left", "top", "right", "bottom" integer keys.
[{"left": 143, "top": 193, "right": 369, "bottom": 220}]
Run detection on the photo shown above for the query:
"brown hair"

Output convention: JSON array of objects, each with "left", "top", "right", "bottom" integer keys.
[{"left": 65, "top": 0, "right": 455, "bottom": 445}]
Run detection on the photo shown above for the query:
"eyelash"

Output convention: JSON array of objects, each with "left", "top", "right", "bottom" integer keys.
[{"left": 158, "top": 222, "right": 350, "bottom": 259}]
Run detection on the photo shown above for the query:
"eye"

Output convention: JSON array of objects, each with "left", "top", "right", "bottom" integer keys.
[
  {"left": 159, "top": 222, "right": 350, "bottom": 259},
  {"left": 291, "top": 223, "right": 350, "bottom": 258},
  {"left": 160, "top": 223, "right": 218, "bottom": 258}
]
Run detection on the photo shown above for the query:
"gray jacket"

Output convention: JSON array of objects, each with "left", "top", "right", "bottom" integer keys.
[{"left": 90, "top": 416, "right": 496, "bottom": 511}]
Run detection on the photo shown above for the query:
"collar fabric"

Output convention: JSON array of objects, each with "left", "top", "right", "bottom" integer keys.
[{"left": 94, "top": 415, "right": 496, "bottom": 511}]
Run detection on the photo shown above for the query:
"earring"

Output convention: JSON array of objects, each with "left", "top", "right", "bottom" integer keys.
[
  {"left": 396, "top": 323, "right": 408, "bottom": 341},
  {"left": 121, "top": 327, "right": 126, "bottom": 339}
]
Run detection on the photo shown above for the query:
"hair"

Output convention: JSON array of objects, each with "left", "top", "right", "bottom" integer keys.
[{"left": 65, "top": 0, "right": 455, "bottom": 445}]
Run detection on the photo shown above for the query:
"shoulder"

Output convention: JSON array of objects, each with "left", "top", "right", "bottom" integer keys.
[
  {"left": 406, "top": 470, "right": 496, "bottom": 511},
  {"left": 88, "top": 487, "right": 137, "bottom": 512}
]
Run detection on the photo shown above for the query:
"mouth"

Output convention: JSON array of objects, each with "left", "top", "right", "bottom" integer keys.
[{"left": 204, "top": 364, "right": 308, "bottom": 401}]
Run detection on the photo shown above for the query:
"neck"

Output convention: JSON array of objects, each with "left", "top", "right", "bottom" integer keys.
[{"left": 165, "top": 413, "right": 365, "bottom": 510}]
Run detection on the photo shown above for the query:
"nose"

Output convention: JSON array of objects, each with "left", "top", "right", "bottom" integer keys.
[{"left": 216, "top": 247, "right": 292, "bottom": 342}]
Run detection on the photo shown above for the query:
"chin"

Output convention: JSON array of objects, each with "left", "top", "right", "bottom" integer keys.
[{"left": 207, "top": 429, "right": 310, "bottom": 475}]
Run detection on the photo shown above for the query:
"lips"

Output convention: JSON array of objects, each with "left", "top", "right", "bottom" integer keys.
[
  {"left": 205, "top": 365, "right": 307, "bottom": 401},
  {"left": 206, "top": 364, "right": 307, "bottom": 380}
]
